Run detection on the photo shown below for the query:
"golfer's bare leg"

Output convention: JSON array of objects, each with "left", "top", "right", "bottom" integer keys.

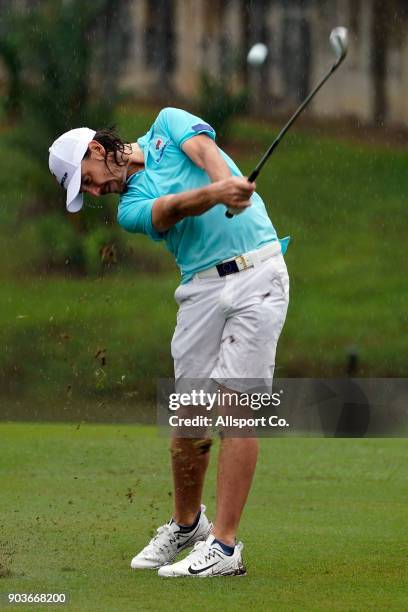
[
  {"left": 212, "top": 436, "right": 258, "bottom": 546},
  {"left": 171, "top": 435, "right": 211, "bottom": 525}
]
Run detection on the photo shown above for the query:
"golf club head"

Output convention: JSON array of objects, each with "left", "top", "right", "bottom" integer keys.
[{"left": 330, "top": 27, "right": 348, "bottom": 65}]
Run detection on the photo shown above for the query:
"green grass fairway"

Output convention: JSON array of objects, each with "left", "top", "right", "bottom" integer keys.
[{"left": 1, "top": 423, "right": 407, "bottom": 611}]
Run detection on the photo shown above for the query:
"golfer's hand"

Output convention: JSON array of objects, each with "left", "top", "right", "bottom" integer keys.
[{"left": 215, "top": 177, "right": 256, "bottom": 215}]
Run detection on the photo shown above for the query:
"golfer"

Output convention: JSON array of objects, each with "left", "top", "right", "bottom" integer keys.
[{"left": 48, "top": 107, "right": 289, "bottom": 577}]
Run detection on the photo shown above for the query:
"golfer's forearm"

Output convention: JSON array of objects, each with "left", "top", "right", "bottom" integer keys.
[
  {"left": 171, "top": 184, "right": 220, "bottom": 216},
  {"left": 153, "top": 184, "right": 220, "bottom": 231}
]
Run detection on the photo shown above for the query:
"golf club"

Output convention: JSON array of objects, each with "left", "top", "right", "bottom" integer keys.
[{"left": 226, "top": 27, "right": 349, "bottom": 218}]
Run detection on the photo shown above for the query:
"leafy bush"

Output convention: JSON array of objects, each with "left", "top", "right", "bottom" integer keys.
[
  {"left": 0, "top": 0, "right": 131, "bottom": 220},
  {"left": 15, "top": 212, "right": 133, "bottom": 276},
  {"left": 83, "top": 226, "right": 120, "bottom": 276},
  {"left": 197, "top": 71, "right": 248, "bottom": 143},
  {"left": 17, "top": 213, "right": 85, "bottom": 273}
]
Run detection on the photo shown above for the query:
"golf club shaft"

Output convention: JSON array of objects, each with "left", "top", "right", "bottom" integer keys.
[
  {"left": 248, "top": 63, "right": 339, "bottom": 182},
  {"left": 226, "top": 57, "right": 343, "bottom": 218}
]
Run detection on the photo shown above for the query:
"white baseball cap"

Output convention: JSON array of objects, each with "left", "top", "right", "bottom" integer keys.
[{"left": 49, "top": 127, "right": 96, "bottom": 213}]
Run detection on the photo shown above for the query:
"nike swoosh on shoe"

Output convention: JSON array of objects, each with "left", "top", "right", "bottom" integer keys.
[{"left": 188, "top": 561, "right": 219, "bottom": 575}]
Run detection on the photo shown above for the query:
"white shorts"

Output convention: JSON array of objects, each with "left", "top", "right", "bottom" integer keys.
[{"left": 171, "top": 247, "right": 289, "bottom": 393}]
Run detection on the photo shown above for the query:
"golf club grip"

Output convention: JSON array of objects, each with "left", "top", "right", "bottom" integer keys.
[
  {"left": 225, "top": 169, "right": 259, "bottom": 218},
  {"left": 248, "top": 169, "right": 259, "bottom": 183}
]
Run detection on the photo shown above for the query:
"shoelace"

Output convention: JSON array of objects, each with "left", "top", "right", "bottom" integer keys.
[
  {"left": 144, "top": 524, "right": 178, "bottom": 554},
  {"left": 190, "top": 541, "right": 223, "bottom": 566}
]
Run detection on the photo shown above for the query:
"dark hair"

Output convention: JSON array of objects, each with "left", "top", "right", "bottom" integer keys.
[{"left": 83, "top": 126, "right": 129, "bottom": 167}]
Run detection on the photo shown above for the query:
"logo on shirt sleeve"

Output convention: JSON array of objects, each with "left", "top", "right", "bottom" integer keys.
[{"left": 192, "top": 123, "right": 215, "bottom": 134}]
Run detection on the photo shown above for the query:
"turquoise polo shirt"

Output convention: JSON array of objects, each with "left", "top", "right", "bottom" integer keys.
[{"left": 118, "top": 107, "right": 288, "bottom": 283}]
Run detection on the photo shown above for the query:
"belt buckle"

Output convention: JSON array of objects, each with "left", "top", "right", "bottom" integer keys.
[{"left": 236, "top": 254, "right": 250, "bottom": 270}]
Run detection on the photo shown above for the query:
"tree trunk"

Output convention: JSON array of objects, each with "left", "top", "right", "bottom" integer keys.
[{"left": 371, "top": 0, "right": 389, "bottom": 125}]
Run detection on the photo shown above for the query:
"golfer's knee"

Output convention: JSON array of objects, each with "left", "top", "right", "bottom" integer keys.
[{"left": 193, "top": 438, "right": 213, "bottom": 455}]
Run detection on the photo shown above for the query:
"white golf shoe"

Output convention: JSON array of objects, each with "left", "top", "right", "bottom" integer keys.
[
  {"left": 130, "top": 504, "right": 212, "bottom": 569},
  {"left": 158, "top": 534, "right": 246, "bottom": 577}
]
